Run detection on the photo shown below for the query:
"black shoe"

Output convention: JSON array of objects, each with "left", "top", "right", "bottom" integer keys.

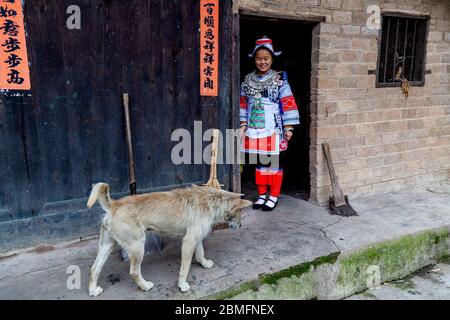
[
  {"left": 252, "top": 196, "right": 266, "bottom": 210},
  {"left": 262, "top": 198, "right": 278, "bottom": 211}
]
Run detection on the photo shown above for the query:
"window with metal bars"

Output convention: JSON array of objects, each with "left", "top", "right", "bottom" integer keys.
[{"left": 377, "top": 14, "right": 429, "bottom": 87}]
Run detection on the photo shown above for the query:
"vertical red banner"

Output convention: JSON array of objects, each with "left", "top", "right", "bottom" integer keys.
[
  {"left": 200, "top": 0, "right": 219, "bottom": 97},
  {"left": 0, "top": 0, "right": 31, "bottom": 90}
]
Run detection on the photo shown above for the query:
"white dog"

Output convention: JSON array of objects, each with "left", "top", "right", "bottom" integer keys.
[{"left": 86, "top": 183, "right": 251, "bottom": 296}]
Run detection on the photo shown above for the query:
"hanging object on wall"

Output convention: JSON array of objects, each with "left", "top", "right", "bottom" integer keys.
[
  {"left": 0, "top": 0, "right": 31, "bottom": 90},
  {"left": 395, "top": 66, "right": 410, "bottom": 99},
  {"left": 200, "top": 0, "right": 219, "bottom": 97}
]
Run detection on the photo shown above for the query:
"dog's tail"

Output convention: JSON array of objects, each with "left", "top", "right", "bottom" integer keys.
[{"left": 87, "top": 182, "right": 112, "bottom": 213}]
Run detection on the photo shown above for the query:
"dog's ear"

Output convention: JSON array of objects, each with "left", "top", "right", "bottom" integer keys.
[
  {"left": 240, "top": 199, "right": 253, "bottom": 208},
  {"left": 237, "top": 199, "right": 252, "bottom": 209}
]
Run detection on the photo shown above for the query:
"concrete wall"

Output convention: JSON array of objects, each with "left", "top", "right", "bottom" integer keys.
[{"left": 235, "top": 0, "right": 450, "bottom": 204}]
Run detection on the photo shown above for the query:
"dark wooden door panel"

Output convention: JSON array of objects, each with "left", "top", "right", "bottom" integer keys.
[
  {"left": 0, "top": 1, "right": 233, "bottom": 251},
  {"left": 0, "top": 94, "right": 44, "bottom": 223}
]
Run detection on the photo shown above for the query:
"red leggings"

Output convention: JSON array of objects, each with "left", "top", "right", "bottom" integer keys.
[{"left": 249, "top": 155, "right": 283, "bottom": 197}]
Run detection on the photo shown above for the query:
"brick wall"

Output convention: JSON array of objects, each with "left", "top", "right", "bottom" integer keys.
[{"left": 236, "top": 0, "right": 450, "bottom": 204}]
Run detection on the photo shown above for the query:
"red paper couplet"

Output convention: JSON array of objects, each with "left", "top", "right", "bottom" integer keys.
[{"left": 200, "top": 0, "right": 219, "bottom": 97}]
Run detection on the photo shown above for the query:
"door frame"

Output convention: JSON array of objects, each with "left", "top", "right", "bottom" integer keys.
[{"left": 230, "top": 9, "right": 325, "bottom": 196}]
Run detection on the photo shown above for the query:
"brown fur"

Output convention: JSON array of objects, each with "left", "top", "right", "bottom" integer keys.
[{"left": 87, "top": 183, "right": 251, "bottom": 296}]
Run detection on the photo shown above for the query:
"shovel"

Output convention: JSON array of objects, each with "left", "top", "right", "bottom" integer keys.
[
  {"left": 322, "top": 142, "right": 357, "bottom": 217},
  {"left": 121, "top": 93, "right": 162, "bottom": 261}
]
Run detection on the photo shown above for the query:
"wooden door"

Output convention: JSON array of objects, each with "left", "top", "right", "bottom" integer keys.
[{"left": 0, "top": 0, "right": 233, "bottom": 251}]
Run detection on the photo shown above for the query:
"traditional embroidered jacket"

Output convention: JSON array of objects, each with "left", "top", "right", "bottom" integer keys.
[{"left": 240, "top": 70, "right": 300, "bottom": 155}]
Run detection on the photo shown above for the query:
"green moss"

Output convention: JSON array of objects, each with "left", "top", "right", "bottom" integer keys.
[
  {"left": 207, "top": 252, "right": 339, "bottom": 300},
  {"left": 233, "top": 269, "right": 316, "bottom": 300},
  {"left": 260, "top": 252, "right": 340, "bottom": 285},
  {"left": 336, "top": 228, "right": 449, "bottom": 291},
  {"left": 437, "top": 254, "right": 450, "bottom": 264},
  {"left": 206, "top": 228, "right": 449, "bottom": 300},
  {"left": 432, "top": 230, "right": 449, "bottom": 246},
  {"left": 206, "top": 280, "right": 260, "bottom": 300}
]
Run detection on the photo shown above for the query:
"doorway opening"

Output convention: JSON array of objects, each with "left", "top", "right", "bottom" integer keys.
[{"left": 240, "top": 15, "right": 315, "bottom": 201}]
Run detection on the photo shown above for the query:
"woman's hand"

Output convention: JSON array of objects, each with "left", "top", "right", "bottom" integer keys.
[
  {"left": 284, "top": 126, "right": 294, "bottom": 141},
  {"left": 240, "top": 123, "right": 247, "bottom": 138},
  {"left": 284, "top": 131, "right": 293, "bottom": 141}
]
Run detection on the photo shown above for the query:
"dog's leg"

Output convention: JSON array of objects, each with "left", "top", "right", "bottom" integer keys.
[
  {"left": 178, "top": 235, "right": 197, "bottom": 292},
  {"left": 89, "top": 225, "right": 115, "bottom": 297},
  {"left": 195, "top": 241, "right": 214, "bottom": 269},
  {"left": 127, "top": 240, "right": 154, "bottom": 292}
]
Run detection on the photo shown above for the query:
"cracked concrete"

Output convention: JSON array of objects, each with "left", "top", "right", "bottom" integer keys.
[{"left": 0, "top": 185, "right": 449, "bottom": 299}]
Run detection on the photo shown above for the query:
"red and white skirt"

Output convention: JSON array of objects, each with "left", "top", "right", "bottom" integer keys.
[{"left": 241, "top": 133, "right": 280, "bottom": 155}]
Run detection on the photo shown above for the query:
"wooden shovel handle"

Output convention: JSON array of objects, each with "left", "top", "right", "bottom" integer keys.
[
  {"left": 123, "top": 93, "right": 137, "bottom": 195},
  {"left": 322, "top": 142, "right": 346, "bottom": 207}
]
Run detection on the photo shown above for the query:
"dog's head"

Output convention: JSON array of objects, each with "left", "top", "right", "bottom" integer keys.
[
  {"left": 224, "top": 197, "right": 252, "bottom": 229},
  {"left": 191, "top": 186, "right": 252, "bottom": 230}
]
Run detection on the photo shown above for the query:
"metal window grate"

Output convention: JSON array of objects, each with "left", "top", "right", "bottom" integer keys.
[{"left": 377, "top": 15, "right": 428, "bottom": 87}]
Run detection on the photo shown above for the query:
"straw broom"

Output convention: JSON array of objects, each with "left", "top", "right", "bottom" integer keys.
[
  {"left": 204, "top": 128, "right": 223, "bottom": 189},
  {"left": 204, "top": 129, "right": 229, "bottom": 232}
]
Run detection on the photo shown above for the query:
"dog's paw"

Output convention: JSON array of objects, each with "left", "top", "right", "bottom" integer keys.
[
  {"left": 178, "top": 281, "right": 190, "bottom": 292},
  {"left": 139, "top": 281, "right": 154, "bottom": 292},
  {"left": 199, "top": 259, "right": 214, "bottom": 269},
  {"left": 89, "top": 286, "right": 103, "bottom": 297}
]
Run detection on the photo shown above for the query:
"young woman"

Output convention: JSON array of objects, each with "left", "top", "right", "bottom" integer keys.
[{"left": 240, "top": 37, "right": 300, "bottom": 211}]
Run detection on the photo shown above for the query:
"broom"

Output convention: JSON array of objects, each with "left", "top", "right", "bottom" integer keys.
[
  {"left": 203, "top": 129, "right": 229, "bottom": 231},
  {"left": 204, "top": 129, "right": 223, "bottom": 189}
]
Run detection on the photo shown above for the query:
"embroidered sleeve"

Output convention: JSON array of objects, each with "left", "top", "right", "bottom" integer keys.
[
  {"left": 240, "top": 86, "right": 248, "bottom": 123},
  {"left": 279, "top": 77, "right": 300, "bottom": 126}
]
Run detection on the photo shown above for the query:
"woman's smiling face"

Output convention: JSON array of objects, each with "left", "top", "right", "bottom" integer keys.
[{"left": 254, "top": 48, "right": 273, "bottom": 75}]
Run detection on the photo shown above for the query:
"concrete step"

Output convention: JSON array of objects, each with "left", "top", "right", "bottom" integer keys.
[{"left": 0, "top": 186, "right": 449, "bottom": 300}]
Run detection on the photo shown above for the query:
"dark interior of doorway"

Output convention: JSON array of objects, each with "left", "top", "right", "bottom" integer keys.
[{"left": 240, "top": 15, "right": 314, "bottom": 201}]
